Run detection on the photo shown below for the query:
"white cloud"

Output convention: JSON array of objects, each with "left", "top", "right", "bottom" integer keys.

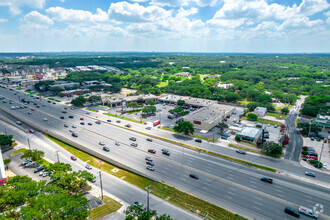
[
  {"left": 108, "top": 2, "right": 172, "bottom": 22},
  {"left": 0, "top": 18, "right": 8, "bottom": 22},
  {"left": 21, "top": 11, "right": 53, "bottom": 30},
  {"left": 298, "top": 0, "right": 330, "bottom": 16},
  {"left": 130, "top": 0, "right": 149, "bottom": 2},
  {"left": 46, "top": 7, "right": 108, "bottom": 23},
  {"left": 177, "top": 7, "right": 198, "bottom": 17},
  {"left": 207, "top": 18, "right": 246, "bottom": 28},
  {"left": 279, "top": 17, "right": 323, "bottom": 30},
  {"left": 150, "top": 0, "right": 219, "bottom": 7},
  {"left": 0, "top": 0, "right": 45, "bottom": 15}
]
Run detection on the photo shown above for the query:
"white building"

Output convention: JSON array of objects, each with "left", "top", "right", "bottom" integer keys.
[{"left": 217, "top": 83, "right": 233, "bottom": 90}]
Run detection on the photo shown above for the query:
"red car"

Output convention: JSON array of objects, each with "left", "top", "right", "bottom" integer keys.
[
  {"left": 71, "top": 156, "right": 77, "bottom": 161},
  {"left": 29, "top": 129, "right": 35, "bottom": 133},
  {"left": 307, "top": 156, "right": 318, "bottom": 160},
  {"left": 31, "top": 108, "right": 35, "bottom": 111},
  {"left": 80, "top": 118, "right": 84, "bottom": 120},
  {"left": 148, "top": 149, "right": 156, "bottom": 154}
]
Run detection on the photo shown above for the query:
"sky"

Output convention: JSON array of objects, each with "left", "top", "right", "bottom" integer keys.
[{"left": 0, "top": 0, "right": 329, "bottom": 53}]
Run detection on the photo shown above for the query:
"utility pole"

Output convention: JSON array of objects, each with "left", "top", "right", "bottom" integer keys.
[
  {"left": 55, "top": 151, "right": 59, "bottom": 162},
  {"left": 4, "top": 128, "right": 7, "bottom": 135},
  {"left": 18, "top": 95, "right": 20, "bottom": 103},
  {"left": 317, "top": 139, "right": 326, "bottom": 168},
  {"left": 308, "top": 119, "right": 312, "bottom": 137},
  {"left": 145, "top": 186, "right": 151, "bottom": 212},
  {"left": 99, "top": 171, "right": 104, "bottom": 200},
  {"left": 27, "top": 138, "right": 31, "bottom": 149}
]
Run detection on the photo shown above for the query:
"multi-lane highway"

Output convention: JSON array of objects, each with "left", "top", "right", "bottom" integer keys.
[{"left": 1, "top": 87, "right": 329, "bottom": 219}]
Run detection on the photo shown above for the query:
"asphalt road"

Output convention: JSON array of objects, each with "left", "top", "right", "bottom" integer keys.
[
  {"left": 285, "top": 114, "right": 303, "bottom": 161},
  {"left": 1, "top": 88, "right": 329, "bottom": 219}
]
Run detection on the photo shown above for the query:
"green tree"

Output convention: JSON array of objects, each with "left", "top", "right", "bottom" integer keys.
[
  {"left": 142, "top": 106, "right": 157, "bottom": 116},
  {"left": 297, "top": 123, "right": 322, "bottom": 136},
  {"left": 247, "top": 113, "right": 258, "bottom": 121},
  {"left": 49, "top": 86, "right": 64, "bottom": 95},
  {"left": 88, "top": 95, "right": 101, "bottom": 104},
  {"left": 21, "top": 149, "right": 44, "bottom": 162},
  {"left": 127, "top": 102, "right": 140, "bottom": 110},
  {"left": 281, "top": 107, "right": 289, "bottom": 115},
  {"left": 146, "top": 99, "right": 156, "bottom": 105},
  {"left": 0, "top": 134, "right": 14, "bottom": 148},
  {"left": 124, "top": 204, "right": 172, "bottom": 220},
  {"left": 71, "top": 96, "right": 87, "bottom": 107},
  {"left": 173, "top": 121, "right": 194, "bottom": 135},
  {"left": 177, "top": 100, "right": 185, "bottom": 106},
  {"left": 46, "top": 162, "right": 72, "bottom": 173},
  {"left": 217, "top": 122, "right": 228, "bottom": 132},
  {"left": 258, "top": 141, "right": 282, "bottom": 158}
]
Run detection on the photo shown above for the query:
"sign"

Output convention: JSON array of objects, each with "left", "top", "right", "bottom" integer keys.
[{"left": 121, "top": 99, "right": 127, "bottom": 112}]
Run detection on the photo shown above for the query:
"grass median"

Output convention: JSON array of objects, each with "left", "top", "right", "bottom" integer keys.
[
  {"left": 89, "top": 196, "right": 122, "bottom": 220},
  {"left": 46, "top": 135, "right": 244, "bottom": 220},
  {"left": 103, "top": 113, "right": 146, "bottom": 124},
  {"left": 86, "top": 108, "right": 99, "bottom": 112}
]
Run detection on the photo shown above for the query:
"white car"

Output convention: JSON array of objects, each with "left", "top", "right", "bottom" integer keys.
[
  {"left": 299, "top": 206, "right": 318, "bottom": 219},
  {"left": 85, "top": 164, "right": 92, "bottom": 170},
  {"left": 99, "top": 142, "right": 105, "bottom": 146},
  {"left": 146, "top": 166, "right": 155, "bottom": 171},
  {"left": 115, "top": 142, "right": 120, "bottom": 146},
  {"left": 43, "top": 118, "right": 48, "bottom": 121},
  {"left": 323, "top": 163, "right": 328, "bottom": 169}
]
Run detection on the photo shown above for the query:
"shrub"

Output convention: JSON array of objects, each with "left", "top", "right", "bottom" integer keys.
[
  {"left": 235, "top": 135, "right": 241, "bottom": 142},
  {"left": 302, "top": 146, "right": 308, "bottom": 151},
  {"left": 314, "top": 162, "right": 323, "bottom": 168},
  {"left": 309, "top": 159, "right": 318, "bottom": 165},
  {"left": 256, "top": 124, "right": 262, "bottom": 128},
  {"left": 302, "top": 151, "right": 308, "bottom": 156}
]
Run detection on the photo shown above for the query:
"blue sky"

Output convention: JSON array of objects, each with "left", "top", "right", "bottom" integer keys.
[{"left": 0, "top": 0, "right": 329, "bottom": 52}]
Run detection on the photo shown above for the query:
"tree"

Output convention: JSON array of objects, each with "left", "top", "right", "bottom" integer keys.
[
  {"left": 88, "top": 95, "right": 101, "bottom": 104},
  {"left": 257, "top": 141, "right": 282, "bottom": 158},
  {"left": 49, "top": 86, "right": 63, "bottom": 95},
  {"left": 21, "top": 149, "right": 44, "bottom": 162},
  {"left": 124, "top": 204, "right": 173, "bottom": 220},
  {"left": 46, "top": 162, "right": 72, "bottom": 173},
  {"left": 217, "top": 122, "right": 228, "bottom": 132},
  {"left": 71, "top": 96, "right": 87, "bottom": 107},
  {"left": 281, "top": 107, "right": 289, "bottom": 115},
  {"left": 173, "top": 121, "right": 194, "bottom": 135},
  {"left": 146, "top": 99, "right": 156, "bottom": 106},
  {"left": 142, "top": 106, "right": 157, "bottom": 116},
  {"left": 127, "top": 102, "right": 140, "bottom": 110},
  {"left": 297, "top": 123, "right": 321, "bottom": 136},
  {"left": 177, "top": 100, "right": 185, "bottom": 106},
  {"left": 0, "top": 134, "right": 14, "bottom": 149},
  {"left": 247, "top": 113, "right": 258, "bottom": 121}
]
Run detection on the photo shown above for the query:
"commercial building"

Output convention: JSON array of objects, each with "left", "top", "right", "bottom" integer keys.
[
  {"left": 312, "top": 114, "right": 330, "bottom": 131},
  {"left": 103, "top": 94, "right": 159, "bottom": 107},
  {"left": 49, "top": 82, "right": 80, "bottom": 90},
  {"left": 174, "top": 72, "right": 191, "bottom": 78},
  {"left": 59, "top": 89, "right": 83, "bottom": 97},
  {"left": 236, "top": 127, "right": 263, "bottom": 144},
  {"left": 182, "top": 103, "right": 235, "bottom": 131},
  {"left": 254, "top": 107, "right": 267, "bottom": 117}
]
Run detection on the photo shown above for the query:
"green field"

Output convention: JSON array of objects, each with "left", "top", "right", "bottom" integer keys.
[
  {"left": 238, "top": 99, "right": 252, "bottom": 106},
  {"left": 89, "top": 196, "right": 122, "bottom": 220},
  {"left": 266, "top": 112, "right": 286, "bottom": 120},
  {"left": 157, "top": 81, "right": 168, "bottom": 87}
]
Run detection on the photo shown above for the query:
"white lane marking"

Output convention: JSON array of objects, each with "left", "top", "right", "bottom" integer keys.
[
  {"left": 254, "top": 201, "right": 263, "bottom": 206},
  {"left": 253, "top": 206, "right": 261, "bottom": 211},
  {"left": 255, "top": 196, "right": 263, "bottom": 200},
  {"left": 228, "top": 191, "right": 235, "bottom": 195},
  {"left": 225, "top": 195, "right": 232, "bottom": 199}
]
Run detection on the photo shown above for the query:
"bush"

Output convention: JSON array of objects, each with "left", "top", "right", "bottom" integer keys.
[
  {"left": 247, "top": 113, "right": 258, "bottom": 121},
  {"left": 302, "top": 146, "right": 308, "bottom": 151},
  {"left": 256, "top": 124, "right": 262, "bottom": 128},
  {"left": 235, "top": 135, "right": 241, "bottom": 142},
  {"left": 314, "top": 162, "right": 323, "bottom": 168},
  {"left": 309, "top": 159, "right": 318, "bottom": 164},
  {"left": 301, "top": 151, "right": 308, "bottom": 156}
]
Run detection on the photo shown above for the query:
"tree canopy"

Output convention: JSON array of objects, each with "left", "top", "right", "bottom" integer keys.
[{"left": 173, "top": 121, "right": 194, "bottom": 135}]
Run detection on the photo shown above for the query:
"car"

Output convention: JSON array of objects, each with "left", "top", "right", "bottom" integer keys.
[
  {"left": 25, "top": 161, "right": 36, "bottom": 167},
  {"left": 106, "top": 119, "right": 112, "bottom": 122},
  {"left": 34, "top": 103, "right": 37, "bottom": 105},
  {"left": 306, "top": 156, "right": 318, "bottom": 160},
  {"left": 99, "top": 141, "right": 105, "bottom": 146},
  {"left": 41, "top": 171, "right": 49, "bottom": 177},
  {"left": 146, "top": 161, "right": 154, "bottom": 166},
  {"left": 167, "top": 115, "right": 174, "bottom": 119},
  {"left": 29, "top": 129, "right": 34, "bottom": 133},
  {"left": 274, "top": 124, "right": 278, "bottom": 128},
  {"left": 69, "top": 130, "right": 73, "bottom": 133},
  {"left": 31, "top": 108, "right": 35, "bottom": 111},
  {"left": 80, "top": 118, "right": 84, "bottom": 120},
  {"left": 80, "top": 122, "right": 85, "bottom": 125},
  {"left": 62, "top": 110, "right": 67, "bottom": 113},
  {"left": 34, "top": 166, "right": 45, "bottom": 173},
  {"left": 189, "top": 173, "right": 199, "bottom": 179},
  {"left": 64, "top": 124, "right": 69, "bottom": 127},
  {"left": 308, "top": 152, "right": 318, "bottom": 157},
  {"left": 103, "top": 147, "right": 110, "bottom": 152},
  {"left": 236, "top": 149, "right": 246, "bottom": 154},
  {"left": 27, "top": 112, "right": 31, "bottom": 114},
  {"left": 53, "top": 102, "right": 56, "bottom": 105},
  {"left": 268, "top": 124, "right": 271, "bottom": 127},
  {"left": 146, "top": 127, "right": 151, "bottom": 130},
  {"left": 221, "top": 136, "right": 228, "bottom": 140},
  {"left": 233, "top": 124, "right": 240, "bottom": 127},
  {"left": 195, "top": 139, "right": 202, "bottom": 143},
  {"left": 72, "top": 125, "right": 77, "bottom": 128},
  {"left": 60, "top": 116, "right": 65, "bottom": 119},
  {"left": 146, "top": 166, "right": 155, "bottom": 171},
  {"left": 311, "top": 137, "right": 315, "bottom": 141},
  {"left": 305, "top": 172, "right": 315, "bottom": 177},
  {"left": 85, "top": 164, "right": 92, "bottom": 170},
  {"left": 71, "top": 156, "right": 77, "bottom": 161},
  {"left": 69, "top": 115, "right": 74, "bottom": 119},
  {"left": 146, "top": 138, "right": 153, "bottom": 142},
  {"left": 129, "top": 137, "right": 136, "bottom": 141},
  {"left": 323, "top": 163, "right": 328, "bottom": 169},
  {"left": 95, "top": 120, "right": 101, "bottom": 124},
  {"left": 131, "top": 143, "right": 138, "bottom": 147},
  {"left": 90, "top": 179, "right": 96, "bottom": 183},
  {"left": 148, "top": 149, "right": 156, "bottom": 154},
  {"left": 116, "top": 120, "right": 121, "bottom": 123},
  {"left": 42, "top": 104, "right": 45, "bottom": 107},
  {"left": 284, "top": 207, "right": 300, "bottom": 218},
  {"left": 72, "top": 132, "right": 78, "bottom": 137},
  {"left": 145, "top": 156, "right": 153, "bottom": 161},
  {"left": 47, "top": 100, "right": 51, "bottom": 103},
  {"left": 36, "top": 105, "right": 40, "bottom": 108},
  {"left": 299, "top": 206, "right": 318, "bottom": 219},
  {"left": 125, "top": 124, "right": 131, "bottom": 128},
  {"left": 260, "top": 177, "right": 273, "bottom": 183},
  {"left": 21, "top": 159, "right": 32, "bottom": 166},
  {"left": 115, "top": 142, "right": 120, "bottom": 146},
  {"left": 85, "top": 112, "right": 90, "bottom": 115},
  {"left": 88, "top": 123, "right": 93, "bottom": 126},
  {"left": 16, "top": 121, "right": 22, "bottom": 125},
  {"left": 162, "top": 150, "right": 170, "bottom": 156},
  {"left": 43, "top": 118, "right": 48, "bottom": 121}
]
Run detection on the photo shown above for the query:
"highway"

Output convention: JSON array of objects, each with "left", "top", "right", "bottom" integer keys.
[{"left": 1, "top": 88, "right": 329, "bottom": 219}]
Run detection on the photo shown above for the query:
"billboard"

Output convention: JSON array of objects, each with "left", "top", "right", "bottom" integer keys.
[{"left": 121, "top": 99, "right": 127, "bottom": 112}]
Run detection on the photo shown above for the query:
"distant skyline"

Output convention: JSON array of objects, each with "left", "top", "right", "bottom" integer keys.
[{"left": 0, "top": 0, "right": 329, "bottom": 53}]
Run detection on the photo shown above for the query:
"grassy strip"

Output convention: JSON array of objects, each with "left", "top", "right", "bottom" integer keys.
[
  {"left": 229, "top": 144, "right": 264, "bottom": 155},
  {"left": 126, "top": 109, "right": 142, "bottom": 114},
  {"left": 46, "top": 135, "right": 243, "bottom": 220},
  {"left": 241, "top": 116, "right": 283, "bottom": 126},
  {"left": 296, "top": 118, "right": 300, "bottom": 126},
  {"left": 103, "top": 113, "right": 146, "bottom": 124},
  {"left": 48, "top": 98, "right": 55, "bottom": 101},
  {"left": 266, "top": 112, "right": 286, "bottom": 120},
  {"left": 54, "top": 99, "right": 61, "bottom": 102},
  {"left": 86, "top": 108, "right": 99, "bottom": 112},
  {"left": 240, "top": 141, "right": 257, "bottom": 147},
  {"left": 238, "top": 99, "right": 252, "bottom": 106},
  {"left": 89, "top": 196, "right": 122, "bottom": 220}
]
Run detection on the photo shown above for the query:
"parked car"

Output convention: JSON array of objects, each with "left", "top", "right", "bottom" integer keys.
[
  {"left": 71, "top": 156, "right": 77, "bottom": 161},
  {"left": 34, "top": 166, "right": 45, "bottom": 173},
  {"left": 299, "top": 206, "right": 318, "bottom": 219},
  {"left": 116, "top": 120, "right": 121, "bottom": 123},
  {"left": 99, "top": 142, "right": 105, "bottom": 146},
  {"left": 16, "top": 121, "right": 22, "bottom": 125},
  {"left": 29, "top": 129, "right": 34, "bottom": 133},
  {"left": 69, "top": 115, "right": 74, "bottom": 119},
  {"left": 236, "top": 149, "right": 246, "bottom": 155},
  {"left": 284, "top": 207, "right": 300, "bottom": 218},
  {"left": 146, "top": 138, "right": 153, "bottom": 142},
  {"left": 162, "top": 149, "right": 170, "bottom": 156},
  {"left": 189, "top": 173, "right": 199, "bottom": 179},
  {"left": 221, "top": 136, "right": 228, "bottom": 140},
  {"left": 80, "top": 118, "right": 84, "bottom": 120},
  {"left": 260, "top": 177, "right": 273, "bottom": 183},
  {"left": 95, "top": 120, "right": 101, "bottom": 124},
  {"left": 85, "top": 164, "right": 92, "bottom": 170},
  {"left": 129, "top": 137, "right": 136, "bottom": 141},
  {"left": 305, "top": 172, "right": 315, "bottom": 177},
  {"left": 64, "top": 124, "right": 69, "bottom": 127},
  {"left": 88, "top": 123, "right": 93, "bottom": 126},
  {"left": 146, "top": 166, "right": 155, "bottom": 171},
  {"left": 21, "top": 159, "right": 32, "bottom": 166},
  {"left": 72, "top": 132, "right": 78, "bottom": 137},
  {"left": 323, "top": 163, "right": 328, "bottom": 169},
  {"left": 195, "top": 139, "right": 202, "bottom": 143},
  {"left": 308, "top": 152, "right": 318, "bottom": 157},
  {"left": 103, "top": 147, "right": 110, "bottom": 152},
  {"left": 72, "top": 125, "right": 77, "bottom": 128},
  {"left": 146, "top": 127, "right": 151, "bottom": 130},
  {"left": 80, "top": 122, "right": 85, "bottom": 125},
  {"left": 60, "top": 116, "right": 65, "bottom": 119},
  {"left": 43, "top": 118, "right": 48, "bottom": 121},
  {"left": 148, "top": 149, "right": 156, "bottom": 154},
  {"left": 306, "top": 156, "right": 318, "bottom": 160}
]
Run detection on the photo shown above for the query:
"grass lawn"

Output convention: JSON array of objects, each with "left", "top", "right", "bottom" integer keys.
[
  {"left": 157, "top": 81, "right": 168, "bottom": 87},
  {"left": 103, "top": 113, "right": 146, "bottom": 124},
  {"left": 238, "top": 99, "right": 252, "bottom": 106},
  {"left": 86, "top": 108, "right": 99, "bottom": 112},
  {"left": 46, "top": 135, "right": 244, "bottom": 220},
  {"left": 266, "top": 112, "right": 286, "bottom": 120},
  {"left": 89, "top": 196, "right": 122, "bottom": 220},
  {"left": 241, "top": 116, "right": 283, "bottom": 126},
  {"left": 126, "top": 109, "right": 142, "bottom": 114}
]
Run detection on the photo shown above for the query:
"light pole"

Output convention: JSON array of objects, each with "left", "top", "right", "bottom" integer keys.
[
  {"left": 145, "top": 186, "right": 151, "bottom": 212},
  {"left": 55, "top": 151, "right": 59, "bottom": 162},
  {"left": 99, "top": 171, "right": 104, "bottom": 200},
  {"left": 27, "top": 138, "right": 31, "bottom": 149},
  {"left": 317, "top": 139, "right": 326, "bottom": 168}
]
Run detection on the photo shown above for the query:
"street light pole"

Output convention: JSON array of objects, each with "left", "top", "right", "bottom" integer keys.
[
  {"left": 99, "top": 171, "right": 104, "bottom": 200},
  {"left": 55, "top": 151, "right": 59, "bottom": 162},
  {"left": 27, "top": 138, "right": 31, "bottom": 149},
  {"left": 145, "top": 186, "right": 151, "bottom": 212},
  {"left": 317, "top": 139, "right": 326, "bottom": 168}
]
